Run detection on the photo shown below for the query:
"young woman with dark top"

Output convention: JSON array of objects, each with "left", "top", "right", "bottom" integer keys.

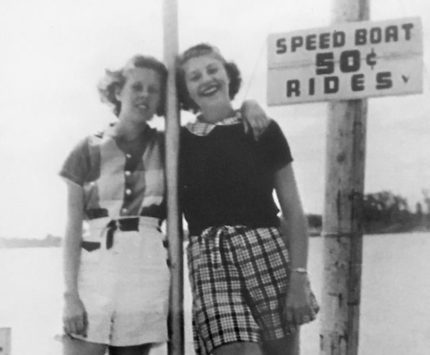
[{"left": 177, "top": 44, "right": 319, "bottom": 355}]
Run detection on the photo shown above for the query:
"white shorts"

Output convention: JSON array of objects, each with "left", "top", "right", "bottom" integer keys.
[{"left": 71, "top": 217, "right": 170, "bottom": 346}]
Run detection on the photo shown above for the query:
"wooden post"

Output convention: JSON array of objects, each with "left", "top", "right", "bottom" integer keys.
[
  {"left": 320, "top": 1, "right": 369, "bottom": 354},
  {"left": 163, "top": 1, "right": 184, "bottom": 354},
  {"left": 0, "top": 328, "right": 11, "bottom": 355}
]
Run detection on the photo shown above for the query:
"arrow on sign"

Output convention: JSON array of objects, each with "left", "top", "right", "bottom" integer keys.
[{"left": 402, "top": 75, "right": 410, "bottom": 83}]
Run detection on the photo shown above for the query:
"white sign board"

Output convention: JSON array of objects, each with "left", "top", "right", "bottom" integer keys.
[{"left": 267, "top": 17, "right": 423, "bottom": 105}]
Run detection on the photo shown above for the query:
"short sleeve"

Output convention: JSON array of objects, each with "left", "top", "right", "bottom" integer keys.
[
  {"left": 59, "top": 137, "right": 91, "bottom": 186},
  {"left": 259, "top": 120, "right": 293, "bottom": 172}
]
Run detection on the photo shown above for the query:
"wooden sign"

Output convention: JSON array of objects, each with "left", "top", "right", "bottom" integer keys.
[{"left": 267, "top": 17, "right": 423, "bottom": 105}]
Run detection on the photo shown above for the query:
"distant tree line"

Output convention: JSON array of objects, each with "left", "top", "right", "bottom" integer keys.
[
  {"left": 362, "top": 190, "right": 430, "bottom": 234},
  {"left": 306, "top": 189, "right": 430, "bottom": 235},
  {"left": 3, "top": 189, "right": 429, "bottom": 246},
  {"left": 0, "top": 234, "right": 62, "bottom": 248}
]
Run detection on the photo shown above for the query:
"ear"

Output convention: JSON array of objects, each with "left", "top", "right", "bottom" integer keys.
[{"left": 114, "top": 84, "right": 122, "bottom": 102}]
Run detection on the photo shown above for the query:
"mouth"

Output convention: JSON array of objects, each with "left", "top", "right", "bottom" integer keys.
[
  {"left": 198, "top": 83, "right": 221, "bottom": 97},
  {"left": 135, "top": 101, "right": 149, "bottom": 110}
]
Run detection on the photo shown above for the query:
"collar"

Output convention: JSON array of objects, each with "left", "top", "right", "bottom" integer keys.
[
  {"left": 104, "top": 122, "right": 150, "bottom": 141},
  {"left": 185, "top": 111, "right": 242, "bottom": 136}
]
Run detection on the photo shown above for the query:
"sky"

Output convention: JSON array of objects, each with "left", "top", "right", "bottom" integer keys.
[{"left": 0, "top": 0, "right": 429, "bottom": 239}]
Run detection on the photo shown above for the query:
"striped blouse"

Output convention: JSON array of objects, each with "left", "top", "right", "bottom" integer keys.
[{"left": 60, "top": 124, "right": 165, "bottom": 221}]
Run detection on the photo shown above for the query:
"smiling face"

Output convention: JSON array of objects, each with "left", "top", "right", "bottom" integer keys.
[
  {"left": 182, "top": 53, "right": 231, "bottom": 111},
  {"left": 115, "top": 67, "right": 162, "bottom": 122}
]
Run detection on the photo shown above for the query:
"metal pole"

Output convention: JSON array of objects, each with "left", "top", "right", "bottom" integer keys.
[
  {"left": 162, "top": 1, "right": 184, "bottom": 354},
  {"left": 320, "top": 1, "right": 369, "bottom": 354}
]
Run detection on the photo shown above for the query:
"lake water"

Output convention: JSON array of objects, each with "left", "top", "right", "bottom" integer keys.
[{"left": 1, "top": 232, "right": 429, "bottom": 355}]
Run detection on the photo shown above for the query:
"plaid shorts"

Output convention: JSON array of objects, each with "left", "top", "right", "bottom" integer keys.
[{"left": 187, "top": 226, "right": 290, "bottom": 355}]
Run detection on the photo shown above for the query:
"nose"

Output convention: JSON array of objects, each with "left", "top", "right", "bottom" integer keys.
[
  {"left": 200, "top": 70, "right": 213, "bottom": 84},
  {"left": 140, "top": 88, "right": 149, "bottom": 98}
]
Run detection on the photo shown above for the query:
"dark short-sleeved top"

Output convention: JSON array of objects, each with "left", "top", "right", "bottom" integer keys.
[
  {"left": 180, "top": 119, "right": 293, "bottom": 235},
  {"left": 59, "top": 124, "right": 165, "bottom": 221}
]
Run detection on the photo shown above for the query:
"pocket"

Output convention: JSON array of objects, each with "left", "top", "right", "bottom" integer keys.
[
  {"left": 162, "top": 238, "right": 171, "bottom": 268},
  {"left": 309, "top": 287, "right": 320, "bottom": 315},
  {"left": 149, "top": 230, "right": 170, "bottom": 270},
  {"left": 81, "top": 240, "right": 101, "bottom": 252},
  {"left": 186, "top": 239, "right": 203, "bottom": 287},
  {"left": 78, "top": 240, "right": 103, "bottom": 279}
]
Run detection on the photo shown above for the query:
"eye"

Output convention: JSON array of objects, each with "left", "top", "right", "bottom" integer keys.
[
  {"left": 207, "top": 66, "right": 219, "bottom": 75},
  {"left": 132, "top": 83, "right": 143, "bottom": 91},
  {"left": 188, "top": 72, "right": 201, "bottom": 82},
  {"left": 148, "top": 85, "right": 160, "bottom": 94}
]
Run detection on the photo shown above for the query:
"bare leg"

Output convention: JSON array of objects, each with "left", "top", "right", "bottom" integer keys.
[
  {"left": 109, "top": 343, "right": 152, "bottom": 355},
  {"left": 213, "top": 342, "right": 263, "bottom": 355},
  {"left": 62, "top": 336, "right": 107, "bottom": 355},
  {"left": 263, "top": 330, "right": 300, "bottom": 355}
]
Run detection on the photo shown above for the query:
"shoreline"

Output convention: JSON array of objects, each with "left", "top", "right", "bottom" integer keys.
[{"left": 1, "top": 229, "right": 429, "bottom": 248}]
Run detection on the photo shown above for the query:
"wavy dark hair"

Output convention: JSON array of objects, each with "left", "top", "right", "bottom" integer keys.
[
  {"left": 97, "top": 55, "right": 168, "bottom": 117},
  {"left": 176, "top": 43, "right": 242, "bottom": 113}
]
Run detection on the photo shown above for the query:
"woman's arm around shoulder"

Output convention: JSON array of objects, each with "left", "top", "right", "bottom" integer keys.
[{"left": 240, "top": 100, "right": 270, "bottom": 140}]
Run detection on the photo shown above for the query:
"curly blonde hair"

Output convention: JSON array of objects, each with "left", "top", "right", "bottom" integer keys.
[{"left": 97, "top": 55, "right": 167, "bottom": 117}]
